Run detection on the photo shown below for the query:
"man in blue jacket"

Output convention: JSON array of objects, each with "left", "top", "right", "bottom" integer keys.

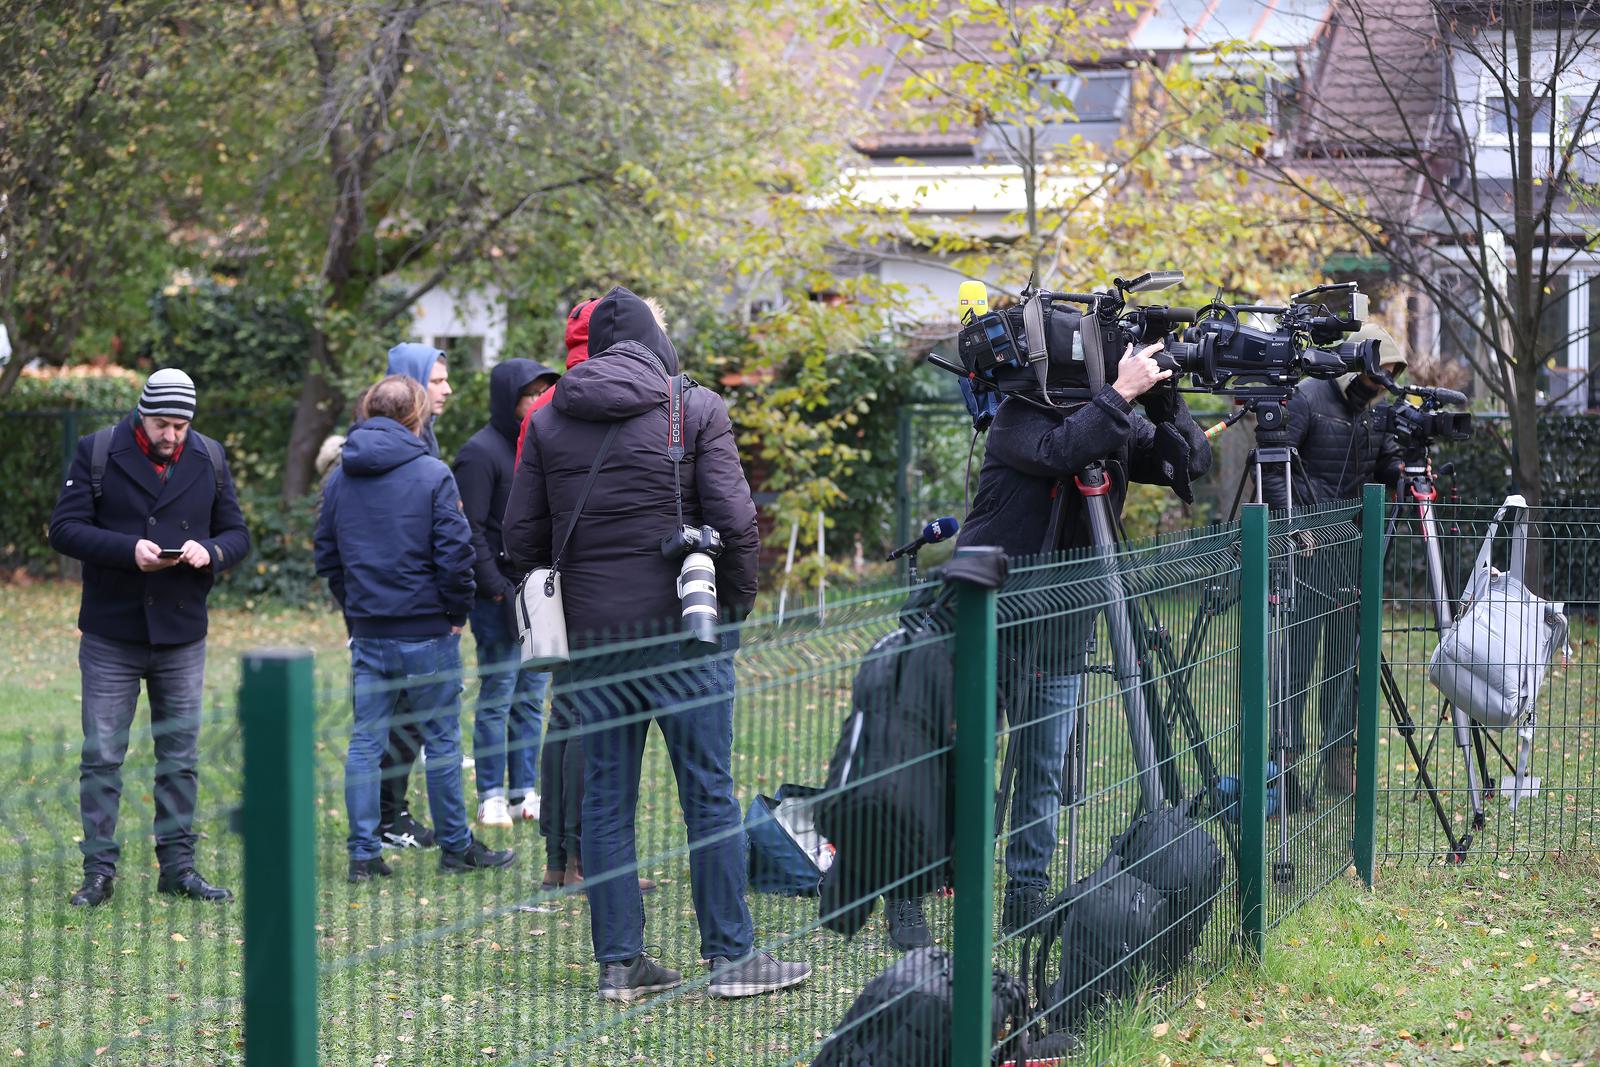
[
  {"left": 368, "top": 341, "right": 454, "bottom": 849},
  {"left": 452, "top": 357, "right": 558, "bottom": 829},
  {"left": 49, "top": 368, "right": 251, "bottom": 907},
  {"left": 315, "top": 374, "right": 514, "bottom": 882}
]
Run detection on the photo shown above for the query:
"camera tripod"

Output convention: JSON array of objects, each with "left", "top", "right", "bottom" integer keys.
[
  {"left": 1372, "top": 452, "right": 1539, "bottom": 861},
  {"left": 992, "top": 455, "right": 1242, "bottom": 891}
]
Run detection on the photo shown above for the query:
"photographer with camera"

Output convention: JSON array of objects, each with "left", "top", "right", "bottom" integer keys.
[
  {"left": 1259, "top": 323, "right": 1407, "bottom": 806},
  {"left": 953, "top": 331, "right": 1212, "bottom": 938},
  {"left": 502, "top": 287, "right": 811, "bottom": 1003}
]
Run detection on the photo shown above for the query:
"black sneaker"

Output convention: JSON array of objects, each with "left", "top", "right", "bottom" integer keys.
[
  {"left": 886, "top": 896, "right": 932, "bottom": 951},
  {"left": 380, "top": 810, "right": 435, "bottom": 850},
  {"left": 348, "top": 857, "right": 394, "bottom": 883},
  {"left": 1001, "top": 885, "right": 1049, "bottom": 937},
  {"left": 439, "top": 837, "right": 515, "bottom": 874},
  {"left": 599, "top": 954, "right": 682, "bottom": 1003},
  {"left": 706, "top": 951, "right": 812, "bottom": 998}
]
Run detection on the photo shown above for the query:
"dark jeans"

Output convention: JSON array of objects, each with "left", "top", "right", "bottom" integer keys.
[
  {"left": 1276, "top": 552, "right": 1360, "bottom": 760},
  {"left": 78, "top": 632, "right": 207, "bottom": 877},
  {"left": 469, "top": 599, "right": 548, "bottom": 801},
  {"left": 347, "top": 635, "right": 472, "bottom": 859},
  {"left": 570, "top": 646, "right": 751, "bottom": 964},
  {"left": 540, "top": 692, "right": 584, "bottom": 872}
]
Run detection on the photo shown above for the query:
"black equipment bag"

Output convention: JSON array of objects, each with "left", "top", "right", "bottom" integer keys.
[
  {"left": 811, "top": 948, "right": 1036, "bottom": 1067},
  {"left": 815, "top": 601, "right": 955, "bottom": 939},
  {"left": 1027, "top": 853, "right": 1168, "bottom": 1033},
  {"left": 1109, "top": 801, "right": 1224, "bottom": 973},
  {"left": 1027, "top": 803, "right": 1223, "bottom": 1032}
]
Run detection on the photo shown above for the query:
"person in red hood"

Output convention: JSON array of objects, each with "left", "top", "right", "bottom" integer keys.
[{"left": 514, "top": 298, "right": 596, "bottom": 465}]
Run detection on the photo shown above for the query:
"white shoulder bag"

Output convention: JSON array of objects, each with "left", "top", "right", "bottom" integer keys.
[{"left": 514, "top": 422, "right": 621, "bottom": 667}]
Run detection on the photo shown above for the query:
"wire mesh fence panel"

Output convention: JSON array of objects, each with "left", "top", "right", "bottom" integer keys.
[
  {"left": 989, "top": 521, "right": 1245, "bottom": 1063},
  {"left": 295, "top": 578, "right": 960, "bottom": 1066},
  {"left": 0, "top": 700, "right": 249, "bottom": 1064},
  {"left": 1377, "top": 502, "right": 1600, "bottom": 866},
  {"left": 1263, "top": 501, "right": 1363, "bottom": 928}
]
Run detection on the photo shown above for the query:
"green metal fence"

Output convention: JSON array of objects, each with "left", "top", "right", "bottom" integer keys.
[{"left": 7, "top": 489, "right": 1600, "bottom": 1064}]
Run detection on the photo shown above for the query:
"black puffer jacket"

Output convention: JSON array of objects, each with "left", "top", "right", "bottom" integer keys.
[
  {"left": 453, "top": 358, "right": 554, "bottom": 603},
  {"left": 1260, "top": 378, "right": 1403, "bottom": 508},
  {"left": 501, "top": 287, "right": 759, "bottom": 644}
]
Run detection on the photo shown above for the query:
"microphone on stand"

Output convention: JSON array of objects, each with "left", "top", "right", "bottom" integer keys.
[{"left": 886, "top": 516, "right": 960, "bottom": 561}]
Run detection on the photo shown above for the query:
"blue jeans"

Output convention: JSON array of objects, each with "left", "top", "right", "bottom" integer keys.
[
  {"left": 346, "top": 635, "right": 472, "bottom": 859},
  {"left": 1005, "top": 673, "right": 1082, "bottom": 890},
  {"left": 469, "top": 599, "right": 548, "bottom": 802},
  {"left": 78, "top": 633, "right": 207, "bottom": 876},
  {"left": 570, "top": 647, "right": 751, "bottom": 964}
]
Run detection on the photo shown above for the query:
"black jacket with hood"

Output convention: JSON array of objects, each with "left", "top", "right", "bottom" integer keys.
[
  {"left": 453, "top": 358, "right": 555, "bottom": 604},
  {"left": 314, "top": 416, "right": 476, "bottom": 637},
  {"left": 1260, "top": 377, "right": 1403, "bottom": 509},
  {"left": 958, "top": 384, "right": 1212, "bottom": 673},
  {"left": 502, "top": 287, "right": 760, "bottom": 644}
]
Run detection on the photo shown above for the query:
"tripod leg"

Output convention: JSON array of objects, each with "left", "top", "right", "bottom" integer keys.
[{"left": 1378, "top": 650, "right": 1469, "bottom": 862}]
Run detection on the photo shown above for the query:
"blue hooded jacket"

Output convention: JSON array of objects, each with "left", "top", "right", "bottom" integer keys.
[
  {"left": 387, "top": 342, "right": 446, "bottom": 458},
  {"left": 313, "top": 416, "right": 476, "bottom": 637}
]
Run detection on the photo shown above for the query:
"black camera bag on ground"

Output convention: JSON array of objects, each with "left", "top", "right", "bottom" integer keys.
[
  {"left": 815, "top": 601, "right": 955, "bottom": 939},
  {"left": 811, "top": 948, "right": 1035, "bottom": 1066},
  {"left": 1027, "top": 852, "right": 1168, "bottom": 1033},
  {"left": 1110, "top": 801, "right": 1224, "bottom": 973},
  {"left": 1027, "top": 802, "right": 1221, "bottom": 1032}
]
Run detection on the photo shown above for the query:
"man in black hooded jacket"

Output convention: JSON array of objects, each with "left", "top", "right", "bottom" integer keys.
[
  {"left": 502, "top": 286, "right": 811, "bottom": 1003},
  {"left": 453, "top": 358, "right": 559, "bottom": 831},
  {"left": 953, "top": 333, "right": 1212, "bottom": 942},
  {"left": 1259, "top": 324, "right": 1406, "bottom": 805}
]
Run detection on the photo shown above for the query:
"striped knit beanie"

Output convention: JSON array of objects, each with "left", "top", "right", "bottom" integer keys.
[{"left": 138, "top": 368, "right": 197, "bottom": 420}]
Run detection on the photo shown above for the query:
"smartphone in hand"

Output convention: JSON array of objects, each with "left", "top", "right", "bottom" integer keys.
[{"left": 158, "top": 548, "right": 184, "bottom": 560}]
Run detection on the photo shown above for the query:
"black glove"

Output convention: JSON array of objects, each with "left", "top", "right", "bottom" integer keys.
[
  {"left": 1139, "top": 377, "right": 1181, "bottom": 423},
  {"left": 1154, "top": 422, "right": 1195, "bottom": 505}
]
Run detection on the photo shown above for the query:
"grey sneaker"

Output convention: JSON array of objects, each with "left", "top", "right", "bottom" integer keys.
[
  {"left": 706, "top": 951, "right": 812, "bottom": 998},
  {"left": 599, "top": 954, "right": 682, "bottom": 1003}
]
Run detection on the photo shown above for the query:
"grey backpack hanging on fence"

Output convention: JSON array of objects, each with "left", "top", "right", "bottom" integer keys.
[{"left": 1427, "top": 495, "right": 1568, "bottom": 806}]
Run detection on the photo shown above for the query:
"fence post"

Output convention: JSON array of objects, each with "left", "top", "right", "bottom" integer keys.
[
  {"left": 1353, "top": 484, "right": 1385, "bottom": 886},
  {"left": 240, "top": 650, "right": 318, "bottom": 1067},
  {"left": 1239, "top": 504, "right": 1269, "bottom": 960},
  {"left": 61, "top": 409, "right": 79, "bottom": 482},
  {"left": 949, "top": 549, "right": 1000, "bottom": 1065}
]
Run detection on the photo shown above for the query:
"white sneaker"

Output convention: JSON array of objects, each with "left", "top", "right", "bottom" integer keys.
[
  {"left": 461, "top": 754, "right": 476, "bottom": 770},
  {"left": 517, "top": 794, "right": 541, "bottom": 822},
  {"left": 478, "top": 796, "right": 513, "bottom": 828}
]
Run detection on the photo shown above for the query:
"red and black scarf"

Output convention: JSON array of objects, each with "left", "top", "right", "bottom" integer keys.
[{"left": 134, "top": 422, "right": 186, "bottom": 481}]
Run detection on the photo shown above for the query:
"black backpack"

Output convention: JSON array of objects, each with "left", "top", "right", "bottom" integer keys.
[
  {"left": 1027, "top": 852, "right": 1168, "bottom": 1033},
  {"left": 811, "top": 948, "right": 1036, "bottom": 1067},
  {"left": 815, "top": 605, "right": 955, "bottom": 940},
  {"left": 1026, "top": 803, "right": 1222, "bottom": 1033},
  {"left": 1111, "top": 802, "right": 1224, "bottom": 973}
]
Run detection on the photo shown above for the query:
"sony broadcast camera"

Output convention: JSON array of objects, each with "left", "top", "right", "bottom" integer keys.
[
  {"left": 1371, "top": 386, "right": 1474, "bottom": 455},
  {"left": 662, "top": 523, "right": 724, "bottom": 648}
]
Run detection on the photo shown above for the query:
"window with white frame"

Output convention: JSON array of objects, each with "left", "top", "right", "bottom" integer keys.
[
  {"left": 1034, "top": 70, "right": 1133, "bottom": 123},
  {"left": 1478, "top": 79, "right": 1600, "bottom": 145}
]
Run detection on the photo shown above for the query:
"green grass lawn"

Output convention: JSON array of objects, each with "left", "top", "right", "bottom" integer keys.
[{"left": 2, "top": 578, "right": 1596, "bottom": 1066}]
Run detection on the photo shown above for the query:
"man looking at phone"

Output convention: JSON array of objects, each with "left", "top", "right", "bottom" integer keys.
[{"left": 49, "top": 368, "right": 252, "bottom": 907}]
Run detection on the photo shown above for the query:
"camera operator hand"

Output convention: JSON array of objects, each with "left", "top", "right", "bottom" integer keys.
[{"left": 1112, "top": 342, "right": 1174, "bottom": 405}]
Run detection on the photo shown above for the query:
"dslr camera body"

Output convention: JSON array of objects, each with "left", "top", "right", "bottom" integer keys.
[{"left": 662, "top": 523, "right": 724, "bottom": 648}]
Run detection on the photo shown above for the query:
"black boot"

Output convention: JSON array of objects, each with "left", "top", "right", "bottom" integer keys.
[
  {"left": 157, "top": 868, "right": 233, "bottom": 903},
  {"left": 69, "top": 872, "right": 115, "bottom": 908}
]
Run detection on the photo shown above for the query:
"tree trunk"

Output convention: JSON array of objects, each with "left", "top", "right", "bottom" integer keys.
[
  {"left": 1510, "top": 367, "right": 1542, "bottom": 508},
  {"left": 280, "top": 329, "right": 345, "bottom": 500}
]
